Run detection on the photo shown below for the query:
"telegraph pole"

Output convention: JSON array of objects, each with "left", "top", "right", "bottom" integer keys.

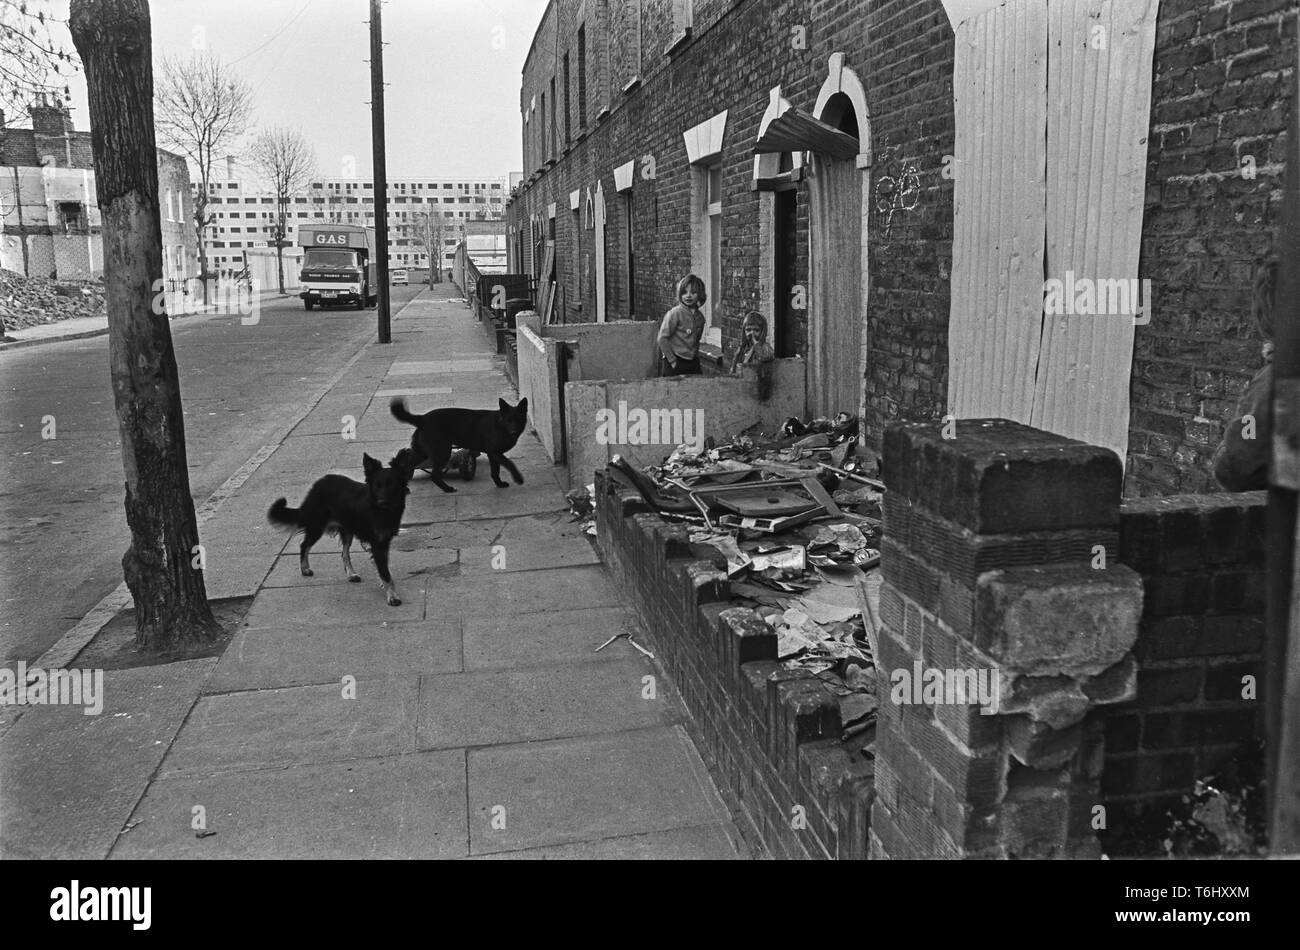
[
  {"left": 369, "top": 0, "right": 391, "bottom": 342},
  {"left": 1266, "top": 8, "right": 1300, "bottom": 855}
]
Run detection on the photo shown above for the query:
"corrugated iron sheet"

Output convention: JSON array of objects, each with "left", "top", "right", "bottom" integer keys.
[
  {"left": 948, "top": 0, "right": 1048, "bottom": 423},
  {"left": 1030, "top": 0, "right": 1160, "bottom": 459}
]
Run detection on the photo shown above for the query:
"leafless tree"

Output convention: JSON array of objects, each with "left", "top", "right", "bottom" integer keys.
[
  {"left": 407, "top": 208, "right": 449, "bottom": 283},
  {"left": 154, "top": 51, "right": 253, "bottom": 304},
  {"left": 0, "top": 0, "right": 79, "bottom": 119},
  {"left": 247, "top": 127, "right": 317, "bottom": 293},
  {"left": 69, "top": 0, "right": 220, "bottom": 651}
]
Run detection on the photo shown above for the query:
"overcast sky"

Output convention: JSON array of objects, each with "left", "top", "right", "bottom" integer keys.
[{"left": 47, "top": 0, "right": 544, "bottom": 183}]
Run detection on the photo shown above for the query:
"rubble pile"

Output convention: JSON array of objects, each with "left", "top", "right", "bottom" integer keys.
[
  {"left": 0, "top": 269, "right": 106, "bottom": 334},
  {"left": 606, "top": 412, "right": 885, "bottom": 759}
]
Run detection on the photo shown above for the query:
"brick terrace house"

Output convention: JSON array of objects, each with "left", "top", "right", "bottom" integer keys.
[
  {"left": 505, "top": 0, "right": 1295, "bottom": 496},
  {"left": 0, "top": 95, "right": 196, "bottom": 287}
]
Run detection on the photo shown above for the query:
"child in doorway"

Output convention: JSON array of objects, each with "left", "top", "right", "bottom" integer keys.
[
  {"left": 730, "top": 310, "right": 777, "bottom": 401},
  {"left": 729, "top": 310, "right": 776, "bottom": 372},
  {"left": 658, "top": 274, "right": 708, "bottom": 376}
]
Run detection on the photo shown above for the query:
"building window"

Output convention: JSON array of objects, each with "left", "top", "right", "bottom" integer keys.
[
  {"left": 671, "top": 0, "right": 693, "bottom": 38},
  {"left": 165, "top": 190, "right": 174, "bottom": 222},
  {"left": 624, "top": 191, "right": 636, "bottom": 316},
  {"left": 601, "top": 0, "right": 612, "bottom": 112},
  {"left": 563, "top": 52, "right": 572, "bottom": 146},
  {"left": 690, "top": 160, "right": 723, "bottom": 343},
  {"left": 58, "top": 201, "right": 86, "bottom": 231},
  {"left": 577, "top": 25, "right": 588, "bottom": 128},
  {"left": 623, "top": 0, "right": 642, "bottom": 88}
]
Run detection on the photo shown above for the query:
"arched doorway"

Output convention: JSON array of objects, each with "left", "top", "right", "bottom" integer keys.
[{"left": 808, "top": 54, "right": 871, "bottom": 427}]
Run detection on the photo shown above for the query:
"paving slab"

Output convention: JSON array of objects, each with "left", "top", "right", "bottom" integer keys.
[
  {"left": 421, "top": 565, "right": 622, "bottom": 615},
  {"left": 112, "top": 749, "right": 468, "bottom": 859},
  {"left": 160, "top": 677, "right": 420, "bottom": 777},
  {"left": 474, "top": 822, "right": 743, "bottom": 860},
  {"left": 457, "top": 537, "right": 599, "bottom": 572},
  {"left": 389, "top": 359, "right": 498, "bottom": 375},
  {"left": 207, "top": 617, "right": 461, "bottom": 691},
  {"left": 200, "top": 554, "right": 274, "bottom": 601},
  {"left": 240, "top": 578, "right": 428, "bottom": 627},
  {"left": 0, "top": 659, "right": 216, "bottom": 860},
  {"left": 446, "top": 487, "right": 569, "bottom": 521},
  {"left": 262, "top": 433, "right": 355, "bottom": 470},
  {"left": 462, "top": 606, "right": 640, "bottom": 670},
  {"left": 262, "top": 549, "right": 457, "bottom": 586},
  {"left": 466, "top": 727, "right": 732, "bottom": 855},
  {"left": 392, "top": 519, "right": 513, "bottom": 549},
  {"left": 416, "top": 656, "right": 673, "bottom": 750}
]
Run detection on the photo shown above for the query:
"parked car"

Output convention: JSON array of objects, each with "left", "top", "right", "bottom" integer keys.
[{"left": 390, "top": 269, "right": 409, "bottom": 286}]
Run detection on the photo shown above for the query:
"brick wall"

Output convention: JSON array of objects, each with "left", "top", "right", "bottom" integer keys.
[
  {"left": 875, "top": 419, "right": 1140, "bottom": 859},
  {"left": 853, "top": 0, "right": 954, "bottom": 450},
  {"left": 593, "top": 472, "right": 875, "bottom": 858},
  {"left": 1100, "top": 490, "right": 1267, "bottom": 845},
  {"left": 1129, "top": 0, "right": 1296, "bottom": 495}
]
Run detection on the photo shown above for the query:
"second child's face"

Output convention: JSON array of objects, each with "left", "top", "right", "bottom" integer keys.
[{"left": 681, "top": 287, "right": 701, "bottom": 308}]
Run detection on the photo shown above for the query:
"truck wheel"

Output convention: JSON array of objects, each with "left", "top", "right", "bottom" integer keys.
[
  {"left": 355, "top": 289, "right": 366, "bottom": 311},
  {"left": 304, "top": 298, "right": 314, "bottom": 311}
]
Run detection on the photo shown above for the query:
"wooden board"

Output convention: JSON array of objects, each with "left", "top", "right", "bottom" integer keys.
[{"left": 537, "top": 242, "right": 556, "bottom": 324}]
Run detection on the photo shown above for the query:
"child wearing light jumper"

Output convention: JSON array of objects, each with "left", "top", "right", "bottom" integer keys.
[{"left": 658, "top": 274, "right": 708, "bottom": 376}]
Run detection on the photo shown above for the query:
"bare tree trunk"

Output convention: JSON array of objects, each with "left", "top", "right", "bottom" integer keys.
[{"left": 71, "top": 0, "right": 219, "bottom": 651}]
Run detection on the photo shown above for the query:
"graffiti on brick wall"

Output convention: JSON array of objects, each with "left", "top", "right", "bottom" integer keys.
[{"left": 873, "top": 146, "right": 921, "bottom": 236}]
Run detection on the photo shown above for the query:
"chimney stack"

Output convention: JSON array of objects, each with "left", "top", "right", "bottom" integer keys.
[
  {"left": 29, "top": 93, "right": 74, "bottom": 136},
  {"left": 226, "top": 154, "right": 235, "bottom": 180}
]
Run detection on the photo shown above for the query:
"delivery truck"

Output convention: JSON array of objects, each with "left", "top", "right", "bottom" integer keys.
[{"left": 297, "top": 224, "right": 378, "bottom": 310}]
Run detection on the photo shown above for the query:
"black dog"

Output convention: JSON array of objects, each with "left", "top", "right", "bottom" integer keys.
[
  {"left": 390, "top": 396, "right": 528, "bottom": 493},
  {"left": 267, "top": 449, "right": 415, "bottom": 606}
]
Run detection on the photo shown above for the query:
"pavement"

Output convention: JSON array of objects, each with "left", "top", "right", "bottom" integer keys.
[{"left": 0, "top": 286, "right": 748, "bottom": 860}]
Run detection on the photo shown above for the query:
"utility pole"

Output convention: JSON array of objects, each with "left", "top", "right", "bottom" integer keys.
[
  {"left": 1267, "top": 8, "right": 1300, "bottom": 856},
  {"left": 369, "top": 0, "right": 391, "bottom": 343}
]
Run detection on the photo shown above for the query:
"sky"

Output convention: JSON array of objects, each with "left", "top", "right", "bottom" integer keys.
[{"left": 40, "top": 0, "right": 547, "bottom": 184}]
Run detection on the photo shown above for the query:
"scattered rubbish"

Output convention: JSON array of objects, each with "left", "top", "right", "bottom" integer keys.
[
  {"left": 595, "top": 631, "right": 654, "bottom": 659},
  {"left": 196, "top": 830, "right": 217, "bottom": 839},
  {"left": 605, "top": 410, "right": 885, "bottom": 728},
  {"left": 1, "top": 269, "right": 106, "bottom": 332},
  {"left": 567, "top": 483, "right": 597, "bottom": 537}
]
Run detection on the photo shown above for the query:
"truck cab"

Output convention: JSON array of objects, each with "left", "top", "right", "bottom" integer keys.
[{"left": 298, "top": 225, "right": 377, "bottom": 310}]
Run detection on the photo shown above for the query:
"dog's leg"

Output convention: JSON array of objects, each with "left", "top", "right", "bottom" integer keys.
[
  {"left": 428, "top": 439, "right": 457, "bottom": 493},
  {"left": 487, "top": 454, "right": 508, "bottom": 488},
  {"left": 409, "top": 433, "right": 431, "bottom": 474},
  {"left": 372, "top": 542, "right": 401, "bottom": 606},
  {"left": 299, "top": 526, "right": 324, "bottom": 577},
  {"left": 497, "top": 454, "right": 525, "bottom": 485},
  {"left": 339, "top": 530, "right": 362, "bottom": 582}
]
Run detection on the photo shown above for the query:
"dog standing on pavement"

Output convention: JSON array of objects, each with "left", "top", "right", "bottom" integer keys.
[
  {"left": 389, "top": 396, "right": 528, "bottom": 493},
  {"left": 266, "top": 449, "right": 415, "bottom": 606}
]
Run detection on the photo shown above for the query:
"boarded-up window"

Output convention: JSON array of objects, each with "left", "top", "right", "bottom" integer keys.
[{"left": 947, "top": 0, "right": 1160, "bottom": 461}]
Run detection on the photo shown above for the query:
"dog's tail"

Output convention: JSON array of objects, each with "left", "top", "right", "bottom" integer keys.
[
  {"left": 267, "top": 498, "right": 300, "bottom": 529},
  {"left": 389, "top": 397, "right": 420, "bottom": 427}
]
